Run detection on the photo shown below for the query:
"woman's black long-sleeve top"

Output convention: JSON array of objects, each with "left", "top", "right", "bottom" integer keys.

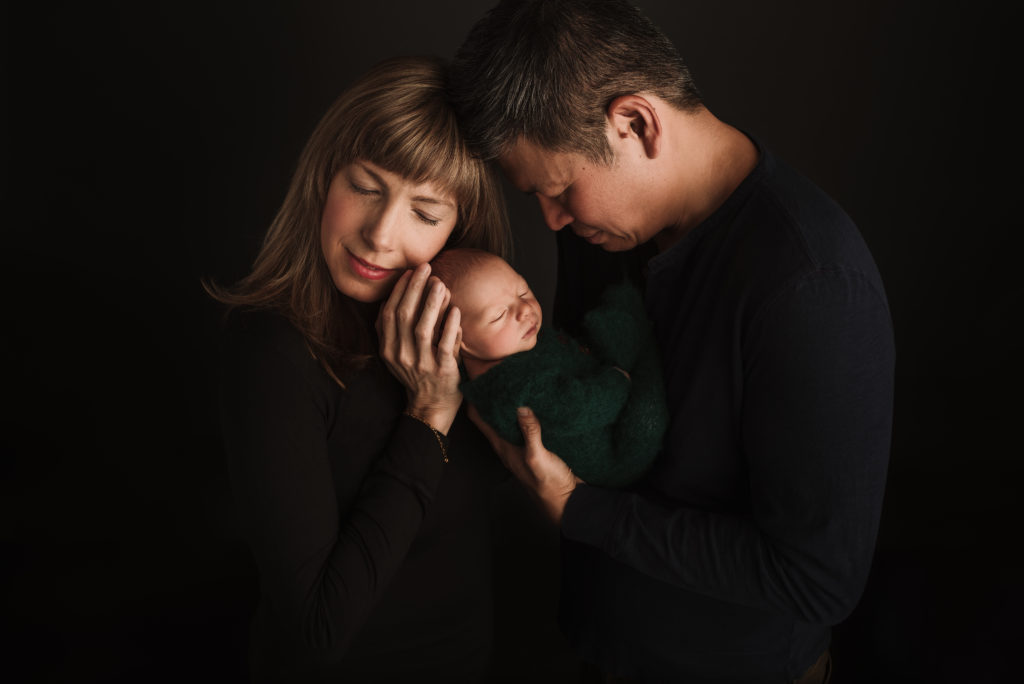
[{"left": 219, "top": 309, "right": 501, "bottom": 682}]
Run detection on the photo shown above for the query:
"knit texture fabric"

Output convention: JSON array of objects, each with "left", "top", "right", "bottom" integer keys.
[{"left": 461, "top": 279, "right": 667, "bottom": 487}]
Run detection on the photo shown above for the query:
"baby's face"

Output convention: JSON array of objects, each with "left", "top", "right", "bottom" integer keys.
[{"left": 455, "top": 259, "right": 542, "bottom": 363}]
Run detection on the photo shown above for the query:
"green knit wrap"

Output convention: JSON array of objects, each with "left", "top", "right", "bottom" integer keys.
[{"left": 461, "top": 279, "right": 668, "bottom": 487}]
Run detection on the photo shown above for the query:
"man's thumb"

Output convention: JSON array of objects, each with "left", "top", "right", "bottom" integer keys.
[{"left": 517, "top": 407, "right": 543, "bottom": 446}]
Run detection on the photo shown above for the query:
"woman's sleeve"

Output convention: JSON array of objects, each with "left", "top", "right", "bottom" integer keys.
[
  {"left": 219, "top": 318, "right": 446, "bottom": 653},
  {"left": 561, "top": 268, "right": 895, "bottom": 625}
]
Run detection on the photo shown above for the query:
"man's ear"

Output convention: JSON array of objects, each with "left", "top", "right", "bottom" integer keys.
[{"left": 606, "top": 94, "right": 662, "bottom": 159}]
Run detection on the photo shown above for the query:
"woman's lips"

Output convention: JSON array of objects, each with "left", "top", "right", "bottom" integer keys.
[{"left": 347, "top": 251, "right": 395, "bottom": 281}]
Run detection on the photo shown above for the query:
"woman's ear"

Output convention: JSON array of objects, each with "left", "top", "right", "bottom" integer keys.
[{"left": 606, "top": 94, "right": 662, "bottom": 159}]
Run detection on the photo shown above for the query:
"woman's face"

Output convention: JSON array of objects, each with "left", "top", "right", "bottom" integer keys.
[{"left": 321, "top": 160, "right": 459, "bottom": 302}]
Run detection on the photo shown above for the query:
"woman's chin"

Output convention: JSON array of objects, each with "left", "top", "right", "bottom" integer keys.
[{"left": 334, "top": 274, "right": 393, "bottom": 303}]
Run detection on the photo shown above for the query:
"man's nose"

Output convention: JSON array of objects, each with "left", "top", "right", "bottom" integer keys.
[{"left": 536, "top": 194, "right": 573, "bottom": 232}]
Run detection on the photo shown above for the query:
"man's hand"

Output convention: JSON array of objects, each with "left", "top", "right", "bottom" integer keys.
[{"left": 468, "top": 404, "right": 582, "bottom": 525}]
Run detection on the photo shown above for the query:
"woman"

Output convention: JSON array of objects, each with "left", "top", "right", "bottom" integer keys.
[{"left": 207, "top": 56, "right": 512, "bottom": 682}]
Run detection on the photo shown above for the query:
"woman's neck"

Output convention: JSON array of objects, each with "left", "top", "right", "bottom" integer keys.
[{"left": 353, "top": 298, "right": 382, "bottom": 319}]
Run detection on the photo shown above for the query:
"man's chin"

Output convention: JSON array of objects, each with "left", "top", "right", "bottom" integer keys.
[
  {"left": 573, "top": 229, "right": 634, "bottom": 252},
  {"left": 595, "top": 236, "right": 636, "bottom": 252},
  {"left": 575, "top": 229, "right": 605, "bottom": 246}
]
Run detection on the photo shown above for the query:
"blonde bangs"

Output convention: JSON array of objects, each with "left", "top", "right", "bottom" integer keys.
[
  {"left": 318, "top": 57, "right": 482, "bottom": 228},
  {"left": 206, "top": 56, "right": 511, "bottom": 388},
  {"left": 350, "top": 102, "right": 482, "bottom": 217}
]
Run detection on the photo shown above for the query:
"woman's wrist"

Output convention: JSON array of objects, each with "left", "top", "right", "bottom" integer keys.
[
  {"left": 402, "top": 411, "right": 451, "bottom": 464},
  {"left": 405, "top": 400, "right": 459, "bottom": 436}
]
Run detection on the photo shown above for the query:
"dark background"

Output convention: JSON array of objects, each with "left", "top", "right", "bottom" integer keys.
[{"left": 5, "top": 1, "right": 1020, "bottom": 682}]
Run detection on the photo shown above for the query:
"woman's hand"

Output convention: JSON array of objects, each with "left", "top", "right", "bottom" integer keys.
[{"left": 377, "top": 263, "right": 463, "bottom": 434}]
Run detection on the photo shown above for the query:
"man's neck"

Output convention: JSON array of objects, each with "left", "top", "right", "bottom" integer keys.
[{"left": 654, "top": 107, "right": 759, "bottom": 252}]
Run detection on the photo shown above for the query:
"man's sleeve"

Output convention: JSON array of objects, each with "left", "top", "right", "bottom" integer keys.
[{"left": 561, "top": 267, "right": 895, "bottom": 625}]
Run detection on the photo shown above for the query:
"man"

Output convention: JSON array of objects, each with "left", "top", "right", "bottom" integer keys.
[{"left": 449, "top": 1, "right": 895, "bottom": 682}]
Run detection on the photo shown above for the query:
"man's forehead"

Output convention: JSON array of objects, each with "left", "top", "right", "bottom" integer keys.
[{"left": 498, "top": 139, "right": 574, "bottom": 194}]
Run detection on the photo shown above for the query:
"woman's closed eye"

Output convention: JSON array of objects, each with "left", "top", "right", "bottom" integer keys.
[
  {"left": 414, "top": 210, "right": 441, "bottom": 226},
  {"left": 350, "top": 182, "right": 380, "bottom": 196}
]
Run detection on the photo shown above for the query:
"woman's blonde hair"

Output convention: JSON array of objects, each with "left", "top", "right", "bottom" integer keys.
[{"left": 207, "top": 56, "right": 512, "bottom": 384}]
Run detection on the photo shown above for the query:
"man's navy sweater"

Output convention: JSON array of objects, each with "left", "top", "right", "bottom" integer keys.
[{"left": 554, "top": 141, "right": 895, "bottom": 683}]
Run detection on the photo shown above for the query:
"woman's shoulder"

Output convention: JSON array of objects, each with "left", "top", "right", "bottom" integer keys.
[{"left": 220, "top": 307, "right": 315, "bottom": 372}]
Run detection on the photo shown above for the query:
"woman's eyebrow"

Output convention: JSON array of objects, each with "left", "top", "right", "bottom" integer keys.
[
  {"left": 353, "top": 161, "right": 384, "bottom": 184},
  {"left": 354, "top": 162, "right": 454, "bottom": 208},
  {"left": 412, "top": 194, "right": 455, "bottom": 208}
]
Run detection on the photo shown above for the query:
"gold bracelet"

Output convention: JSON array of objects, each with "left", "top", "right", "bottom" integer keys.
[{"left": 403, "top": 412, "right": 449, "bottom": 463}]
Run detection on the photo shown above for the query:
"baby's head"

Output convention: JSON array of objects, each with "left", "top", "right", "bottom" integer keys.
[{"left": 431, "top": 248, "right": 542, "bottom": 378}]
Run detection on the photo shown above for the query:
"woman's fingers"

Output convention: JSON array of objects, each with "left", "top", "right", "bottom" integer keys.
[
  {"left": 397, "top": 264, "right": 431, "bottom": 321},
  {"left": 378, "top": 264, "right": 460, "bottom": 378},
  {"left": 393, "top": 263, "right": 431, "bottom": 365},
  {"left": 377, "top": 269, "right": 413, "bottom": 354},
  {"left": 437, "top": 306, "right": 461, "bottom": 367},
  {"left": 432, "top": 288, "right": 452, "bottom": 346},
  {"left": 415, "top": 277, "right": 448, "bottom": 363}
]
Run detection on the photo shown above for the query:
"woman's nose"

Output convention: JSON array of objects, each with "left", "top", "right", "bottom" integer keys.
[
  {"left": 536, "top": 194, "right": 573, "bottom": 232},
  {"left": 361, "top": 204, "right": 400, "bottom": 251}
]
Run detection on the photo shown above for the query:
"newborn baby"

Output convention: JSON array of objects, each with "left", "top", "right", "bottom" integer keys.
[{"left": 431, "top": 248, "right": 667, "bottom": 488}]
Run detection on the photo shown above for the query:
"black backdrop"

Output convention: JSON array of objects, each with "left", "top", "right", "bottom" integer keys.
[{"left": 5, "top": 1, "right": 1020, "bottom": 682}]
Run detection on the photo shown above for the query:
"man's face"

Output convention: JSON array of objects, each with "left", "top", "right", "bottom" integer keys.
[{"left": 498, "top": 136, "right": 664, "bottom": 252}]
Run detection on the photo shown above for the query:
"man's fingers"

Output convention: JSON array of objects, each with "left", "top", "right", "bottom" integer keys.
[{"left": 516, "top": 407, "right": 544, "bottom": 450}]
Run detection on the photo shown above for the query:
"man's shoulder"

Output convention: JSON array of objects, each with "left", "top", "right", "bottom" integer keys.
[
  {"left": 765, "top": 151, "right": 859, "bottom": 235},
  {"left": 736, "top": 149, "right": 879, "bottom": 281}
]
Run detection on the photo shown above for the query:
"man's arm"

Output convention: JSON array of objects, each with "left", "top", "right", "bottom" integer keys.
[
  {"left": 478, "top": 267, "right": 895, "bottom": 625},
  {"left": 468, "top": 404, "right": 580, "bottom": 525}
]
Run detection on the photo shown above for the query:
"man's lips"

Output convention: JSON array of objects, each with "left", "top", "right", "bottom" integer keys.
[
  {"left": 573, "top": 226, "right": 604, "bottom": 243},
  {"left": 347, "top": 250, "right": 395, "bottom": 281}
]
